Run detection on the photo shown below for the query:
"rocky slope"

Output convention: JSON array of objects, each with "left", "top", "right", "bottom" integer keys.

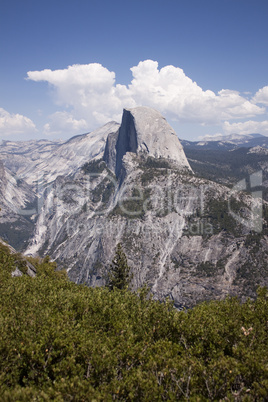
[
  {"left": 0, "top": 160, "right": 36, "bottom": 250},
  {"left": 19, "top": 107, "right": 268, "bottom": 308},
  {"left": 0, "top": 122, "right": 119, "bottom": 249},
  {"left": 0, "top": 121, "right": 119, "bottom": 186}
]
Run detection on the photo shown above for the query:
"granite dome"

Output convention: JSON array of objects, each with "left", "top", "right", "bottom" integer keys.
[{"left": 104, "top": 107, "right": 192, "bottom": 176}]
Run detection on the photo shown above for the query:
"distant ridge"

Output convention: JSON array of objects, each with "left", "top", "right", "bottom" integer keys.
[
  {"left": 181, "top": 133, "right": 268, "bottom": 151},
  {"left": 198, "top": 133, "right": 264, "bottom": 142}
]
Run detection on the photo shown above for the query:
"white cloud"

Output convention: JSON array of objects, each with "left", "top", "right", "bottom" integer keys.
[
  {"left": 128, "top": 61, "right": 264, "bottom": 123},
  {"left": 26, "top": 60, "right": 267, "bottom": 136},
  {"left": 43, "top": 111, "right": 88, "bottom": 137},
  {"left": 253, "top": 86, "right": 268, "bottom": 106},
  {"left": 0, "top": 108, "right": 37, "bottom": 136},
  {"left": 223, "top": 120, "right": 268, "bottom": 136},
  {"left": 198, "top": 133, "right": 228, "bottom": 141},
  {"left": 27, "top": 63, "right": 135, "bottom": 135}
]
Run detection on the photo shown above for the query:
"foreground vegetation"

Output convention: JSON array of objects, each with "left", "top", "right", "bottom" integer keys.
[{"left": 0, "top": 243, "right": 267, "bottom": 401}]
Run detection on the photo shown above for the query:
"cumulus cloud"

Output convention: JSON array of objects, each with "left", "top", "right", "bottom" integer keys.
[
  {"left": 129, "top": 61, "right": 264, "bottom": 123},
  {"left": 27, "top": 63, "right": 135, "bottom": 135},
  {"left": 253, "top": 86, "right": 268, "bottom": 106},
  {"left": 0, "top": 108, "right": 37, "bottom": 136},
  {"left": 43, "top": 112, "right": 88, "bottom": 137},
  {"left": 26, "top": 60, "right": 267, "bottom": 136},
  {"left": 223, "top": 120, "right": 268, "bottom": 136}
]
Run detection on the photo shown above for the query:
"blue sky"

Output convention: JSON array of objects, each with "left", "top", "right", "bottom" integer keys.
[{"left": 0, "top": 0, "right": 268, "bottom": 141}]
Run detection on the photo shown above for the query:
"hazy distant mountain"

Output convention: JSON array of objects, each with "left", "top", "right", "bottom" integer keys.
[
  {"left": 181, "top": 133, "right": 268, "bottom": 151},
  {"left": 198, "top": 132, "right": 264, "bottom": 142}
]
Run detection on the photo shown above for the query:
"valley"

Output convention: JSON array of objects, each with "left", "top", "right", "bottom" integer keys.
[{"left": 1, "top": 107, "right": 268, "bottom": 308}]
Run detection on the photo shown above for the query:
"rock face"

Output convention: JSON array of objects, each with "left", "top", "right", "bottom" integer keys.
[
  {"left": 0, "top": 122, "right": 119, "bottom": 250},
  {"left": 25, "top": 153, "right": 268, "bottom": 308},
  {"left": 0, "top": 160, "right": 36, "bottom": 250},
  {"left": 248, "top": 146, "right": 268, "bottom": 155},
  {"left": 0, "top": 121, "right": 120, "bottom": 186},
  {"left": 1, "top": 107, "right": 268, "bottom": 308},
  {"left": 104, "top": 107, "right": 192, "bottom": 176}
]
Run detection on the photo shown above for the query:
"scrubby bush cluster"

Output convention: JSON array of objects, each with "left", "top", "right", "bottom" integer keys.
[{"left": 0, "top": 245, "right": 267, "bottom": 401}]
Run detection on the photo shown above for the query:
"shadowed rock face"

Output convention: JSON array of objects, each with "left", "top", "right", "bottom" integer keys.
[
  {"left": 103, "top": 129, "right": 119, "bottom": 173},
  {"left": 104, "top": 107, "right": 192, "bottom": 177},
  {"left": 115, "top": 109, "right": 138, "bottom": 176}
]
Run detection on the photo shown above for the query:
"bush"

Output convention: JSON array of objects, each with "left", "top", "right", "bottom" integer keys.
[{"left": 0, "top": 245, "right": 267, "bottom": 400}]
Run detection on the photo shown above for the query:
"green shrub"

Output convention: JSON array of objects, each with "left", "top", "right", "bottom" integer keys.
[{"left": 0, "top": 244, "right": 267, "bottom": 400}]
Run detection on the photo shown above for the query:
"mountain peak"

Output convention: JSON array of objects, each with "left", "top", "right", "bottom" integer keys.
[{"left": 104, "top": 106, "right": 192, "bottom": 176}]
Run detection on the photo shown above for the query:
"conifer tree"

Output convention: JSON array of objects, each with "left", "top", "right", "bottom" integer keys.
[{"left": 107, "top": 243, "right": 132, "bottom": 290}]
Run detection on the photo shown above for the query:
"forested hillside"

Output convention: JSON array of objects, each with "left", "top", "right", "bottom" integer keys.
[{"left": 0, "top": 243, "right": 267, "bottom": 400}]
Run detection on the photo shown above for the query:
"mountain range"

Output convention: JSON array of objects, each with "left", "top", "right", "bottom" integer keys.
[
  {"left": 0, "top": 107, "right": 268, "bottom": 308},
  {"left": 181, "top": 133, "right": 268, "bottom": 151}
]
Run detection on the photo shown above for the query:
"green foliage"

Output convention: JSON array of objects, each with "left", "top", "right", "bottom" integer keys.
[
  {"left": 81, "top": 159, "right": 117, "bottom": 213},
  {"left": 194, "top": 261, "right": 216, "bottom": 277},
  {"left": 82, "top": 159, "right": 107, "bottom": 174},
  {"left": 107, "top": 243, "right": 133, "bottom": 290},
  {"left": 141, "top": 156, "right": 172, "bottom": 170},
  {"left": 0, "top": 243, "right": 267, "bottom": 400},
  {"left": 110, "top": 188, "right": 151, "bottom": 219},
  {"left": 91, "top": 177, "right": 116, "bottom": 205},
  {"left": 193, "top": 260, "right": 226, "bottom": 278},
  {"left": 137, "top": 156, "right": 172, "bottom": 185},
  {"left": 204, "top": 198, "right": 243, "bottom": 236},
  {"left": 185, "top": 147, "right": 268, "bottom": 191},
  {"left": 140, "top": 168, "right": 169, "bottom": 186},
  {"left": 0, "top": 242, "right": 27, "bottom": 276}
]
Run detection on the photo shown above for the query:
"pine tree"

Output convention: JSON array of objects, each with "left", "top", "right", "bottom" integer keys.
[{"left": 107, "top": 243, "right": 132, "bottom": 290}]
